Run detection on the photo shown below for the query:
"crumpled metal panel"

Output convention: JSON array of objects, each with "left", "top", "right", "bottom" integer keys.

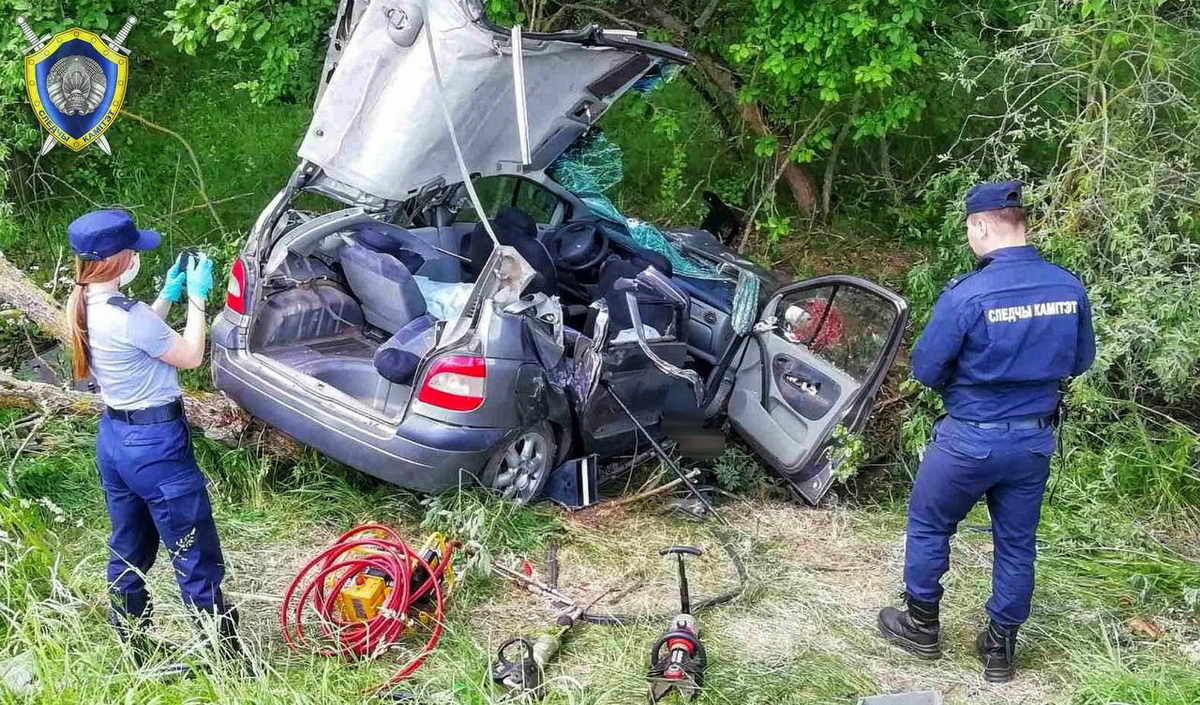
[{"left": 298, "top": 0, "right": 640, "bottom": 203}]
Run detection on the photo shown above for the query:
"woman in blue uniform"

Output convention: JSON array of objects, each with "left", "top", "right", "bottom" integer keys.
[{"left": 65, "top": 209, "right": 239, "bottom": 661}]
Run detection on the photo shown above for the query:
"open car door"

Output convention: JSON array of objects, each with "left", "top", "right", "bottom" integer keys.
[{"left": 728, "top": 276, "right": 908, "bottom": 503}]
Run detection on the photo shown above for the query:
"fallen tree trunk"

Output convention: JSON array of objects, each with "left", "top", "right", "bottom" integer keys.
[
  {"left": 0, "top": 249, "right": 299, "bottom": 455},
  {"left": 0, "top": 369, "right": 280, "bottom": 448},
  {"left": 0, "top": 250, "right": 70, "bottom": 342}
]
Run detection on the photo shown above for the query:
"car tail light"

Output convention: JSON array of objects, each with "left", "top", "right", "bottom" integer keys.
[
  {"left": 417, "top": 355, "right": 486, "bottom": 411},
  {"left": 225, "top": 258, "right": 247, "bottom": 315}
]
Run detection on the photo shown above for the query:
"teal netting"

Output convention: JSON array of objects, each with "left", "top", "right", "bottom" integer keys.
[
  {"left": 549, "top": 133, "right": 724, "bottom": 282},
  {"left": 548, "top": 132, "right": 760, "bottom": 334}
]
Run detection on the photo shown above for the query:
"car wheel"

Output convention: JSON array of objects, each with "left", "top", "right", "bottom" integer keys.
[{"left": 484, "top": 423, "right": 556, "bottom": 505}]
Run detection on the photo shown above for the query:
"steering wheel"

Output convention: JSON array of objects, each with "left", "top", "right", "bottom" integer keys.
[{"left": 543, "top": 220, "right": 610, "bottom": 272}]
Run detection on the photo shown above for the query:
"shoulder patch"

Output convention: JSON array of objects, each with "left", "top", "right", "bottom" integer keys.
[
  {"left": 945, "top": 271, "right": 977, "bottom": 290},
  {"left": 1048, "top": 262, "right": 1083, "bottom": 281},
  {"left": 106, "top": 295, "right": 138, "bottom": 312}
]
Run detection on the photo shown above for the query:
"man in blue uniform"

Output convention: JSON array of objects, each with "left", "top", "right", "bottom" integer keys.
[{"left": 877, "top": 181, "right": 1095, "bottom": 682}]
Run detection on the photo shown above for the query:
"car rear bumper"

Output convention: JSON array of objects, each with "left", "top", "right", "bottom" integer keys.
[{"left": 212, "top": 344, "right": 506, "bottom": 493}]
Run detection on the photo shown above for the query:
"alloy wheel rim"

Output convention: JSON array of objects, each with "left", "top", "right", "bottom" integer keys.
[{"left": 494, "top": 432, "right": 549, "bottom": 501}]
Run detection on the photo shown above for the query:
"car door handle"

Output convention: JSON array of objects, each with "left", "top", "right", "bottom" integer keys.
[{"left": 783, "top": 373, "right": 821, "bottom": 395}]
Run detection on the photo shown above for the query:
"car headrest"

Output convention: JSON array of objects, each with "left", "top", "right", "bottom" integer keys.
[
  {"left": 374, "top": 314, "right": 437, "bottom": 385},
  {"left": 467, "top": 207, "right": 557, "bottom": 296},
  {"left": 355, "top": 228, "right": 425, "bottom": 273}
]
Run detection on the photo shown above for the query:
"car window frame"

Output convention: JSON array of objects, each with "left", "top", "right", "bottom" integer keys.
[{"left": 456, "top": 175, "right": 570, "bottom": 227}]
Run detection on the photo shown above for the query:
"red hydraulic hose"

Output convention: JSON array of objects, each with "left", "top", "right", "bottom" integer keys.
[{"left": 280, "top": 524, "right": 460, "bottom": 693}]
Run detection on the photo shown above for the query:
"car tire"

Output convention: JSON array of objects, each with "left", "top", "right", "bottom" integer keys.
[{"left": 482, "top": 422, "right": 556, "bottom": 505}]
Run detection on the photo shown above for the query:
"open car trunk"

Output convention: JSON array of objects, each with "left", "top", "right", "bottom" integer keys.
[
  {"left": 246, "top": 257, "right": 415, "bottom": 421},
  {"left": 236, "top": 0, "right": 694, "bottom": 419}
]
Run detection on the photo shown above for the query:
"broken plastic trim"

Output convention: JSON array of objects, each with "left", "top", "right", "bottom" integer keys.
[
  {"left": 435, "top": 244, "right": 534, "bottom": 353},
  {"left": 621, "top": 289, "right": 703, "bottom": 407}
]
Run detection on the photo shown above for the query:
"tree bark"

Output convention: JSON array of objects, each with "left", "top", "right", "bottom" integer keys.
[
  {"left": 0, "top": 249, "right": 300, "bottom": 455},
  {"left": 822, "top": 105, "right": 858, "bottom": 217},
  {"left": 879, "top": 134, "right": 900, "bottom": 205},
  {"left": 0, "top": 250, "right": 70, "bottom": 342},
  {"left": 628, "top": 0, "right": 819, "bottom": 214}
]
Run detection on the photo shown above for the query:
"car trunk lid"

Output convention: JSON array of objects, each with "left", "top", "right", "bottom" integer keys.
[{"left": 298, "top": 0, "right": 688, "bottom": 206}]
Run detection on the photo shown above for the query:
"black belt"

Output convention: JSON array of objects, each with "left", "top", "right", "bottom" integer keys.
[
  {"left": 105, "top": 399, "right": 184, "bottom": 425},
  {"left": 954, "top": 416, "right": 1052, "bottom": 431}
]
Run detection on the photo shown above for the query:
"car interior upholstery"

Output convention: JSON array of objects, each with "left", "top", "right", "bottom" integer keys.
[
  {"left": 466, "top": 206, "right": 558, "bottom": 297},
  {"left": 248, "top": 203, "right": 735, "bottom": 417},
  {"left": 339, "top": 241, "right": 429, "bottom": 333}
]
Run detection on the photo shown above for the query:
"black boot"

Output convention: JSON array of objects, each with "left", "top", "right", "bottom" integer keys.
[
  {"left": 111, "top": 592, "right": 194, "bottom": 678},
  {"left": 109, "top": 591, "right": 154, "bottom": 665},
  {"left": 976, "top": 620, "right": 1019, "bottom": 683},
  {"left": 192, "top": 601, "right": 245, "bottom": 663},
  {"left": 877, "top": 593, "right": 942, "bottom": 659}
]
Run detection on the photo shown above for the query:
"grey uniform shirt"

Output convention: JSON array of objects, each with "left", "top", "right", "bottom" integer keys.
[{"left": 86, "top": 289, "right": 181, "bottom": 410}]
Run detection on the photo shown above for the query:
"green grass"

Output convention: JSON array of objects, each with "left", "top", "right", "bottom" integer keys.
[{"left": 4, "top": 404, "right": 1200, "bottom": 703}]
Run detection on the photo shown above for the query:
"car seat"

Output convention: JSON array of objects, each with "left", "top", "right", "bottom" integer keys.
[
  {"left": 466, "top": 206, "right": 558, "bottom": 296},
  {"left": 355, "top": 226, "right": 426, "bottom": 274},
  {"left": 590, "top": 260, "right": 684, "bottom": 337},
  {"left": 339, "top": 241, "right": 428, "bottom": 333}
]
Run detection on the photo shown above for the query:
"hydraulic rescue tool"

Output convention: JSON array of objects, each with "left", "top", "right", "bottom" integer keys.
[
  {"left": 281, "top": 525, "right": 460, "bottom": 695},
  {"left": 490, "top": 554, "right": 616, "bottom": 699},
  {"left": 647, "top": 546, "right": 708, "bottom": 703}
]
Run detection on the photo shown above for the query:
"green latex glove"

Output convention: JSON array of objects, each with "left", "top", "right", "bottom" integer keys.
[
  {"left": 186, "top": 252, "right": 214, "bottom": 303},
  {"left": 159, "top": 253, "right": 188, "bottom": 303}
]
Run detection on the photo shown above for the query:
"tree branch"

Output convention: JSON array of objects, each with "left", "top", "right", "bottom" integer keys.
[
  {"left": 628, "top": 0, "right": 819, "bottom": 214},
  {"left": 553, "top": 3, "right": 649, "bottom": 30},
  {"left": 0, "top": 250, "right": 69, "bottom": 342},
  {"left": 692, "top": 0, "right": 721, "bottom": 32},
  {"left": 123, "top": 111, "right": 226, "bottom": 233}
]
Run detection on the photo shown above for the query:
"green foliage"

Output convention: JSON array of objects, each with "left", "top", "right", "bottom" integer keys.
[
  {"left": 711, "top": 443, "right": 778, "bottom": 495},
  {"left": 600, "top": 78, "right": 751, "bottom": 222},
  {"left": 827, "top": 424, "right": 868, "bottom": 484},
  {"left": 419, "top": 489, "right": 560, "bottom": 574},
  {"left": 887, "top": 2, "right": 1200, "bottom": 514},
  {"left": 164, "top": 0, "right": 333, "bottom": 104},
  {"left": 728, "top": 0, "right": 933, "bottom": 151},
  {"left": 0, "top": 3, "right": 1198, "bottom": 700},
  {"left": 483, "top": 0, "right": 524, "bottom": 26}
]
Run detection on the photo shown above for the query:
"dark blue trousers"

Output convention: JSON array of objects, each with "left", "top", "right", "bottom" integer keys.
[
  {"left": 904, "top": 416, "right": 1054, "bottom": 626},
  {"left": 96, "top": 413, "right": 227, "bottom": 612}
]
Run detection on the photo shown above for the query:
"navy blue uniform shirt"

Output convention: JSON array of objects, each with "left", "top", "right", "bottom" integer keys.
[{"left": 911, "top": 245, "right": 1096, "bottom": 421}]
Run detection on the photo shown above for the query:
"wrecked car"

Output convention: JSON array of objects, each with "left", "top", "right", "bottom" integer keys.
[{"left": 210, "top": 0, "right": 909, "bottom": 504}]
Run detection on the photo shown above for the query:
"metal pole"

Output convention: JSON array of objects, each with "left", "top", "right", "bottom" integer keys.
[
  {"left": 511, "top": 25, "right": 532, "bottom": 166},
  {"left": 603, "top": 382, "right": 732, "bottom": 530}
]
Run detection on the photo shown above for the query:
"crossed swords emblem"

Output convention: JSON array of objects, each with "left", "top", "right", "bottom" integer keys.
[{"left": 15, "top": 14, "right": 137, "bottom": 156}]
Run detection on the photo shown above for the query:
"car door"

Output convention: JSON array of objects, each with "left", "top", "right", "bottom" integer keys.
[{"left": 728, "top": 275, "right": 908, "bottom": 503}]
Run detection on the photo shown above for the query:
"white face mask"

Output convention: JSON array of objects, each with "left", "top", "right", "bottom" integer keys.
[{"left": 118, "top": 253, "right": 140, "bottom": 288}]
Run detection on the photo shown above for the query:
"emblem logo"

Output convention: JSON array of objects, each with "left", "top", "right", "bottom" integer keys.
[{"left": 16, "top": 15, "right": 136, "bottom": 155}]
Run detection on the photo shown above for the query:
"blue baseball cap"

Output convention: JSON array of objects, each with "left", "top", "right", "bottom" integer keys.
[
  {"left": 965, "top": 180, "right": 1023, "bottom": 216},
  {"left": 68, "top": 209, "right": 161, "bottom": 261}
]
